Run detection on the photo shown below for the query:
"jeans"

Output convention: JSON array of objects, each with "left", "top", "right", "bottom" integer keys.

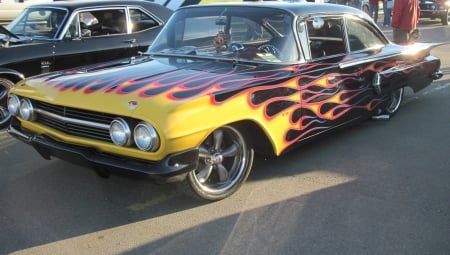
[
  {"left": 383, "top": 1, "right": 391, "bottom": 26},
  {"left": 369, "top": 3, "right": 379, "bottom": 24}
]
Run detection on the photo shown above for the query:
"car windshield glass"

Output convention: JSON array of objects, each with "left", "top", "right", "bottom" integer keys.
[
  {"left": 149, "top": 6, "right": 299, "bottom": 64},
  {"left": 7, "top": 7, "right": 67, "bottom": 39}
]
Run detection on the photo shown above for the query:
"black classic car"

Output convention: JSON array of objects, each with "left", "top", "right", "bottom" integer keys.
[
  {"left": 419, "top": 0, "right": 450, "bottom": 25},
  {"left": 0, "top": 0, "right": 172, "bottom": 128},
  {"left": 6, "top": 2, "right": 443, "bottom": 201}
]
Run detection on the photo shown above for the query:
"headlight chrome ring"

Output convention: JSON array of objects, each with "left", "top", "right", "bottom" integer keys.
[
  {"left": 7, "top": 94, "right": 21, "bottom": 116},
  {"left": 134, "top": 122, "right": 160, "bottom": 152},
  {"left": 110, "top": 118, "right": 132, "bottom": 147},
  {"left": 19, "top": 98, "right": 37, "bottom": 121}
]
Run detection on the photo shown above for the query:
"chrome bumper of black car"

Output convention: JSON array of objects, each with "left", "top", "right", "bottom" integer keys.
[{"left": 7, "top": 118, "right": 198, "bottom": 183}]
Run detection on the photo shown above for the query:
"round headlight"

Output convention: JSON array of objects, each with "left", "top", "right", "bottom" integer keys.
[
  {"left": 19, "top": 98, "right": 36, "bottom": 121},
  {"left": 134, "top": 122, "right": 159, "bottom": 152},
  {"left": 109, "top": 118, "right": 132, "bottom": 146},
  {"left": 7, "top": 94, "right": 20, "bottom": 116}
]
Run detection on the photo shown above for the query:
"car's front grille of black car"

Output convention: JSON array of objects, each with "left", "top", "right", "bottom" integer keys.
[{"left": 33, "top": 100, "right": 115, "bottom": 142}]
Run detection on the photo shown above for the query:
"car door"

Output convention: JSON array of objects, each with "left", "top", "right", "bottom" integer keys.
[
  {"left": 297, "top": 16, "right": 371, "bottom": 140},
  {"left": 2, "top": 42, "right": 55, "bottom": 77},
  {"left": 51, "top": 7, "right": 139, "bottom": 71}
]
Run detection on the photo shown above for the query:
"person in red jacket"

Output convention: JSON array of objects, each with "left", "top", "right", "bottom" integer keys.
[{"left": 392, "top": 0, "right": 420, "bottom": 44}]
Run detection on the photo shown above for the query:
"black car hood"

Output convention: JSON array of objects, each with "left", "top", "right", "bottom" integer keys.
[{"left": 18, "top": 56, "right": 294, "bottom": 107}]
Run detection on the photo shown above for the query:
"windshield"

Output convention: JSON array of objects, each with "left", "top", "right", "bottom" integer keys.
[
  {"left": 149, "top": 6, "right": 299, "bottom": 64},
  {"left": 7, "top": 7, "right": 67, "bottom": 39}
]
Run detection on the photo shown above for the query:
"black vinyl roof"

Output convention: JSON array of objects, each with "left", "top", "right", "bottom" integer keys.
[{"left": 26, "top": 0, "right": 172, "bottom": 18}]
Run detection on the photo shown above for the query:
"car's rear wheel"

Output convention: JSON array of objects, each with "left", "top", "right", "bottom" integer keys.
[
  {"left": 178, "top": 125, "right": 254, "bottom": 201},
  {"left": 382, "top": 87, "right": 404, "bottom": 117},
  {"left": 441, "top": 9, "right": 450, "bottom": 25},
  {"left": 0, "top": 78, "right": 15, "bottom": 129}
]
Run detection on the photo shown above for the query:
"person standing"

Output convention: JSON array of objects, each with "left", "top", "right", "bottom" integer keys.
[
  {"left": 369, "top": 0, "right": 380, "bottom": 24},
  {"left": 392, "top": 0, "right": 420, "bottom": 44},
  {"left": 352, "top": 0, "right": 362, "bottom": 10},
  {"left": 383, "top": 0, "right": 393, "bottom": 27}
]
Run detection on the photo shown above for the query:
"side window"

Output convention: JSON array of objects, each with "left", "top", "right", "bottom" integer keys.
[
  {"left": 64, "top": 14, "right": 80, "bottom": 39},
  {"left": 78, "top": 11, "right": 98, "bottom": 37},
  {"left": 130, "top": 8, "right": 159, "bottom": 32},
  {"left": 78, "top": 9, "right": 127, "bottom": 37},
  {"left": 346, "top": 18, "right": 386, "bottom": 52},
  {"left": 307, "top": 17, "right": 346, "bottom": 58}
]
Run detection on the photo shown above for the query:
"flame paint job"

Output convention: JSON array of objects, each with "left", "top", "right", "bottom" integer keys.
[{"left": 12, "top": 48, "right": 439, "bottom": 157}]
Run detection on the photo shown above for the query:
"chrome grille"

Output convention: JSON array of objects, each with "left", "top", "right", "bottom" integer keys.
[{"left": 33, "top": 100, "right": 115, "bottom": 142}]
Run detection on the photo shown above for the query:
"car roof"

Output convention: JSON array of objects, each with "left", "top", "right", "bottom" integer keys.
[
  {"left": 181, "top": 2, "right": 367, "bottom": 18},
  {"left": 26, "top": 0, "right": 172, "bottom": 15}
]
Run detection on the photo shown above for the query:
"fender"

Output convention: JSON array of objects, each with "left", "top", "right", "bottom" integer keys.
[{"left": 0, "top": 67, "right": 24, "bottom": 82}]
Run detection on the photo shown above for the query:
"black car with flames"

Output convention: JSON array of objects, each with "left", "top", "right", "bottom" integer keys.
[{"left": 5, "top": 2, "right": 444, "bottom": 201}]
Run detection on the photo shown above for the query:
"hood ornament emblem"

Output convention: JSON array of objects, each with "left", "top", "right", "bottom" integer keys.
[{"left": 127, "top": 100, "right": 140, "bottom": 110}]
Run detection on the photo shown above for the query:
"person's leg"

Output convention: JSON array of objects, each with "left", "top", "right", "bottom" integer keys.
[
  {"left": 387, "top": 8, "right": 391, "bottom": 26},
  {"left": 369, "top": 4, "right": 375, "bottom": 20},
  {"left": 374, "top": 5, "right": 379, "bottom": 24},
  {"left": 383, "top": 1, "right": 388, "bottom": 26},
  {"left": 393, "top": 28, "right": 408, "bottom": 44}
]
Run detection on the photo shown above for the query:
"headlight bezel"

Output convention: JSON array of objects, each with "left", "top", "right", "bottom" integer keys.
[
  {"left": 109, "top": 117, "right": 133, "bottom": 147},
  {"left": 134, "top": 122, "right": 160, "bottom": 152},
  {"left": 19, "top": 98, "right": 37, "bottom": 121},
  {"left": 7, "top": 94, "right": 21, "bottom": 116}
]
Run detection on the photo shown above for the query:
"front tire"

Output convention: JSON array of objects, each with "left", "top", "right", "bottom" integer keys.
[
  {"left": 382, "top": 87, "right": 404, "bottom": 117},
  {"left": 0, "top": 78, "right": 15, "bottom": 129},
  {"left": 178, "top": 125, "right": 254, "bottom": 201}
]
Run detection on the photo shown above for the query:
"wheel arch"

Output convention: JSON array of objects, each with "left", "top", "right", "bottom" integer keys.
[
  {"left": 0, "top": 68, "right": 25, "bottom": 84},
  {"left": 229, "top": 120, "right": 277, "bottom": 158}
]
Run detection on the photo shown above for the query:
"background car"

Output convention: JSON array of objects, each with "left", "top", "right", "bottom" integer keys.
[
  {"left": 0, "top": 0, "right": 172, "bottom": 128},
  {"left": 419, "top": 0, "right": 450, "bottom": 25},
  {"left": 0, "top": 0, "right": 53, "bottom": 26},
  {"left": 5, "top": 2, "right": 442, "bottom": 201},
  {"left": 324, "top": 0, "right": 370, "bottom": 14}
]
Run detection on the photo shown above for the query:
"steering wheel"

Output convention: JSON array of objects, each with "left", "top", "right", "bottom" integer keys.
[{"left": 257, "top": 44, "right": 280, "bottom": 58}]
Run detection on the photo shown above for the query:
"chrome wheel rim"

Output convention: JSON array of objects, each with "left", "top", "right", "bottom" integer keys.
[
  {"left": 193, "top": 126, "right": 249, "bottom": 195},
  {"left": 386, "top": 88, "right": 404, "bottom": 114},
  {"left": 0, "top": 82, "right": 12, "bottom": 126}
]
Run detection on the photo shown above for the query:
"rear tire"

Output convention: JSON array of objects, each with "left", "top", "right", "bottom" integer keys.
[
  {"left": 177, "top": 125, "right": 254, "bottom": 201},
  {"left": 382, "top": 87, "right": 404, "bottom": 117},
  {"left": 0, "top": 78, "right": 15, "bottom": 129}
]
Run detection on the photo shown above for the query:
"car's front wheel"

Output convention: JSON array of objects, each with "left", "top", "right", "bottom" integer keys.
[
  {"left": 382, "top": 87, "right": 404, "bottom": 117},
  {"left": 0, "top": 78, "right": 15, "bottom": 129},
  {"left": 178, "top": 125, "right": 254, "bottom": 201}
]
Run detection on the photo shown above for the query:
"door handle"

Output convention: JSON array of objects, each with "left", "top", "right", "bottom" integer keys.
[{"left": 124, "top": 39, "right": 136, "bottom": 44}]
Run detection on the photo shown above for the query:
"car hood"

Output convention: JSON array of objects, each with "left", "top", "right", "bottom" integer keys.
[{"left": 13, "top": 56, "right": 293, "bottom": 116}]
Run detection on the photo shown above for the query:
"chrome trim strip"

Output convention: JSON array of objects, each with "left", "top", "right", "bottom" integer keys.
[
  {"left": 36, "top": 109, "right": 110, "bottom": 130},
  {"left": 339, "top": 52, "right": 400, "bottom": 69},
  {"left": 7, "top": 124, "right": 32, "bottom": 142}
]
